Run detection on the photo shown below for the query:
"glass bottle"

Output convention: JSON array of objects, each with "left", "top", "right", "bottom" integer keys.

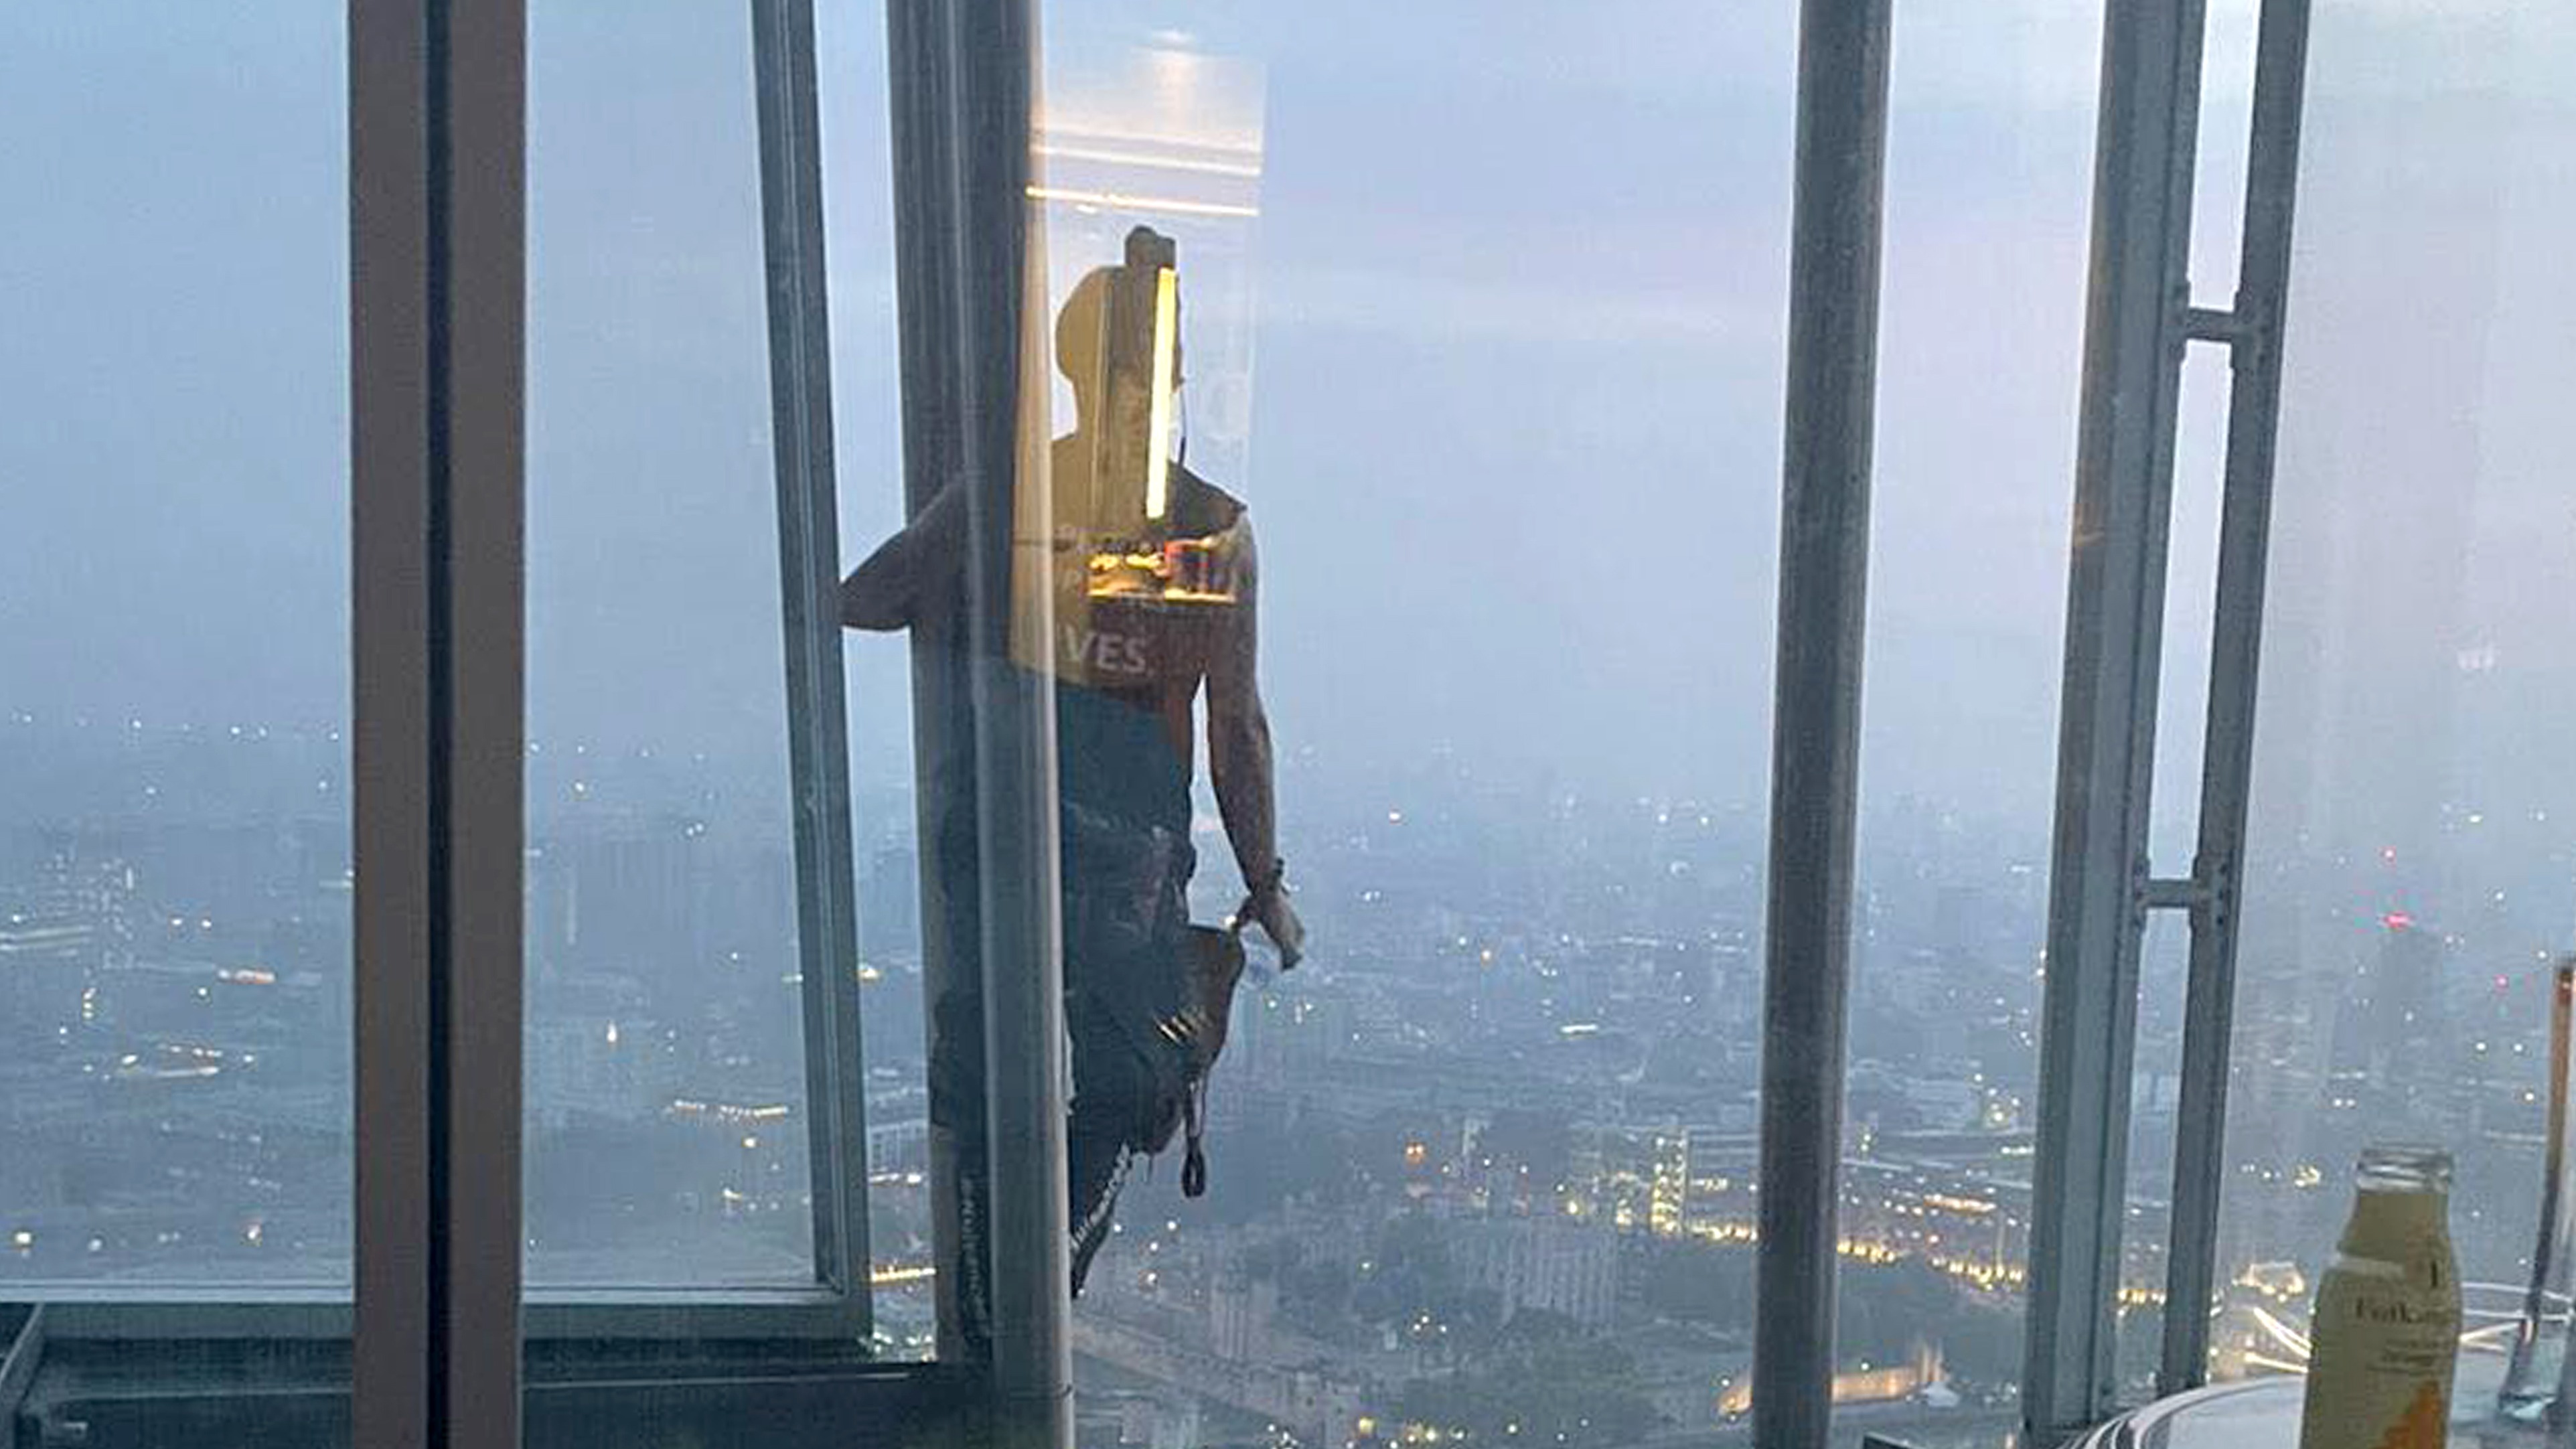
[
  {"left": 2500, "top": 957, "right": 2576, "bottom": 1428},
  {"left": 2297, "top": 1146, "right": 2461, "bottom": 1449}
]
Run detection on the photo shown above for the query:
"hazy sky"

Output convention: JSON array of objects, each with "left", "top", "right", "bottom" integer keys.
[{"left": 23, "top": 0, "right": 2569, "bottom": 872}]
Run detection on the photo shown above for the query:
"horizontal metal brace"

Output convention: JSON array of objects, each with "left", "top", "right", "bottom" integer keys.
[
  {"left": 2143, "top": 876, "right": 2210, "bottom": 910},
  {"left": 2183, "top": 305, "right": 2249, "bottom": 346}
]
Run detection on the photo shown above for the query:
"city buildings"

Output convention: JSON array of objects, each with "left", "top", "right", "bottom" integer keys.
[{"left": 8, "top": 1, "right": 2572, "bottom": 1447}]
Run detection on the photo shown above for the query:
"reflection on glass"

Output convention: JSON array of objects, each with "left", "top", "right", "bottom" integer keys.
[
  {"left": 2212, "top": 0, "right": 2576, "bottom": 1403},
  {"left": 843, "top": 218, "right": 1302, "bottom": 1353},
  {"left": 1024, "top": 7, "right": 1812, "bottom": 1448},
  {"left": 2497, "top": 958, "right": 2573, "bottom": 1423}
]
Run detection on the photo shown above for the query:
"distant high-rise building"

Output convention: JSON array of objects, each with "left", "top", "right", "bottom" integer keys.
[
  {"left": 530, "top": 816, "right": 708, "bottom": 981},
  {"left": 2326, "top": 917, "right": 2450, "bottom": 1121},
  {"left": 1454, "top": 1216, "right": 1619, "bottom": 1327},
  {"left": 1, "top": 834, "right": 137, "bottom": 1043},
  {"left": 860, "top": 844, "right": 921, "bottom": 956}
]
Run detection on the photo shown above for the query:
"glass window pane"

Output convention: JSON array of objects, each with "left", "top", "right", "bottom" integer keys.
[
  {"left": 998, "top": 5, "right": 1793, "bottom": 1444},
  {"left": 816, "top": 0, "right": 935, "bottom": 1357},
  {"left": 1837, "top": 4, "right": 2103, "bottom": 1438},
  {"left": 523, "top": 0, "right": 814, "bottom": 1290},
  {"left": 0, "top": 7, "right": 355, "bottom": 1447},
  {"left": 2214, "top": 0, "right": 2576, "bottom": 1391},
  {"left": 0, "top": 2, "right": 352, "bottom": 1294}
]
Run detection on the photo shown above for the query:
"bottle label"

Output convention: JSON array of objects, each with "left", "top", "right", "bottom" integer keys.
[{"left": 2297, "top": 1266, "right": 2458, "bottom": 1449}]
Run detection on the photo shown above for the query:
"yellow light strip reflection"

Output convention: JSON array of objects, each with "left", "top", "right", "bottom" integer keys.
[
  {"left": 1145, "top": 266, "right": 1178, "bottom": 521},
  {"left": 1043, "top": 123, "right": 1264, "bottom": 158},
  {"left": 1037, "top": 143, "right": 1264, "bottom": 179},
  {"left": 1027, "top": 185, "right": 1260, "bottom": 220}
]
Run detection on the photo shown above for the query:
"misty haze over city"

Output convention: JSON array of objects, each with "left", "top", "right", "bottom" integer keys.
[{"left": 6, "top": 2, "right": 2575, "bottom": 1446}]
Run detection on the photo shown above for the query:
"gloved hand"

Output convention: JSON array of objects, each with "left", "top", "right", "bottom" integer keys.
[{"left": 1235, "top": 870, "right": 1306, "bottom": 970}]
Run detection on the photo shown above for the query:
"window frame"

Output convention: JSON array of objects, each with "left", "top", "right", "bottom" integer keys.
[
  {"left": 9, "top": 0, "right": 877, "bottom": 1361},
  {"left": 8, "top": 0, "right": 2338, "bottom": 1441},
  {"left": 2021, "top": 0, "right": 2316, "bottom": 1436}
]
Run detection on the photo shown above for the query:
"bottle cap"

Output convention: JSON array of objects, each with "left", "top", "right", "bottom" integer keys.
[{"left": 2357, "top": 1144, "right": 2453, "bottom": 1192}]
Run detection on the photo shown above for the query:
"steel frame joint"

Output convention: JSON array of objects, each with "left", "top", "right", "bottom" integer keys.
[{"left": 2182, "top": 305, "right": 2249, "bottom": 346}]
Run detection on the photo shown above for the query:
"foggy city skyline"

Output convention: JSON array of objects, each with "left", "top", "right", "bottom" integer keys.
[
  {"left": 3, "top": 0, "right": 2261, "bottom": 832},
  {"left": 7, "top": 2, "right": 2576, "bottom": 1447}
]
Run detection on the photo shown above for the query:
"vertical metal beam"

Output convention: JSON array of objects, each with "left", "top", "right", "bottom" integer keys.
[
  {"left": 0, "top": 1306, "right": 44, "bottom": 1449},
  {"left": 2160, "top": 0, "right": 2314, "bottom": 1394},
  {"left": 751, "top": 0, "right": 874, "bottom": 1335},
  {"left": 440, "top": 4, "right": 527, "bottom": 1436},
  {"left": 885, "top": 0, "right": 1067, "bottom": 1418},
  {"left": 945, "top": 0, "right": 1071, "bottom": 1442},
  {"left": 883, "top": 0, "right": 979, "bottom": 1364},
  {"left": 350, "top": 3, "right": 434, "bottom": 1431},
  {"left": 2025, "top": 0, "right": 2208, "bottom": 1436},
  {"left": 352, "top": 2, "right": 526, "bottom": 1447},
  {"left": 1753, "top": 0, "right": 1892, "bottom": 1442}
]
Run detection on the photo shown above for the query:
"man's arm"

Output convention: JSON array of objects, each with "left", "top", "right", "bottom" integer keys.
[
  {"left": 1205, "top": 520, "right": 1304, "bottom": 965},
  {"left": 840, "top": 477, "right": 964, "bottom": 631}
]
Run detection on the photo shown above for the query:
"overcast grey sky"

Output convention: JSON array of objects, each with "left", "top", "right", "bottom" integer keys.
[{"left": 24, "top": 0, "right": 2571, "bottom": 868}]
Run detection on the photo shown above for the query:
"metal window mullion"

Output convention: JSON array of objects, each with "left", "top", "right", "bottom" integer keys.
[
  {"left": 943, "top": 0, "right": 1073, "bottom": 1440},
  {"left": 351, "top": 2, "right": 526, "bottom": 1447},
  {"left": 1752, "top": 0, "right": 1893, "bottom": 1444},
  {"left": 884, "top": 0, "right": 1067, "bottom": 1416},
  {"left": 350, "top": 0, "right": 433, "bottom": 1430},
  {"left": 2024, "top": 0, "right": 2209, "bottom": 1436},
  {"left": 883, "top": 0, "right": 980, "bottom": 1363},
  {"left": 2160, "top": 0, "right": 2316, "bottom": 1395},
  {"left": 750, "top": 0, "right": 874, "bottom": 1334},
  {"left": 441, "top": 7, "right": 528, "bottom": 1437}
]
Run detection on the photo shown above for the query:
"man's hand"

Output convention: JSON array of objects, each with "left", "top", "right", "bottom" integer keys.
[{"left": 1235, "top": 877, "right": 1306, "bottom": 970}]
